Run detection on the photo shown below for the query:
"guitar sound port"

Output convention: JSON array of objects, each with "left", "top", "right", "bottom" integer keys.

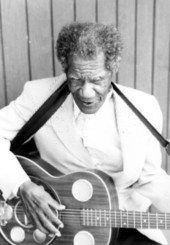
[
  {"left": 33, "top": 229, "right": 47, "bottom": 243},
  {"left": 14, "top": 200, "right": 33, "bottom": 228}
]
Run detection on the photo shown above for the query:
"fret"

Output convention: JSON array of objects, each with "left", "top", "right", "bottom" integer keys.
[
  {"left": 141, "top": 212, "right": 149, "bottom": 228},
  {"left": 90, "top": 209, "right": 93, "bottom": 226},
  {"left": 121, "top": 211, "right": 128, "bottom": 228},
  {"left": 99, "top": 209, "right": 102, "bottom": 227},
  {"left": 104, "top": 210, "right": 106, "bottom": 227},
  {"left": 149, "top": 213, "right": 157, "bottom": 229},
  {"left": 156, "top": 213, "right": 158, "bottom": 229},
  {"left": 134, "top": 212, "right": 141, "bottom": 228},
  {"left": 87, "top": 209, "right": 89, "bottom": 226},
  {"left": 96, "top": 209, "right": 100, "bottom": 226},
  {"left": 106, "top": 210, "right": 111, "bottom": 227},
  {"left": 127, "top": 211, "right": 129, "bottom": 227},
  {"left": 165, "top": 213, "right": 167, "bottom": 230},
  {"left": 95, "top": 209, "right": 97, "bottom": 227},
  {"left": 114, "top": 210, "right": 121, "bottom": 227},
  {"left": 133, "top": 211, "right": 135, "bottom": 228},
  {"left": 82, "top": 209, "right": 170, "bottom": 230},
  {"left": 109, "top": 210, "right": 112, "bottom": 227},
  {"left": 106, "top": 210, "right": 110, "bottom": 227},
  {"left": 126, "top": 211, "right": 135, "bottom": 228},
  {"left": 111, "top": 210, "right": 116, "bottom": 228},
  {"left": 120, "top": 211, "right": 122, "bottom": 227},
  {"left": 82, "top": 209, "right": 85, "bottom": 226},
  {"left": 148, "top": 212, "right": 150, "bottom": 229},
  {"left": 114, "top": 210, "right": 117, "bottom": 228},
  {"left": 101, "top": 210, "right": 105, "bottom": 227},
  {"left": 158, "top": 213, "right": 166, "bottom": 229},
  {"left": 100, "top": 210, "right": 103, "bottom": 227},
  {"left": 167, "top": 213, "right": 170, "bottom": 229}
]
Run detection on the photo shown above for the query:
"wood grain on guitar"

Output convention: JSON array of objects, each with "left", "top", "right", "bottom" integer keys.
[{"left": 0, "top": 156, "right": 170, "bottom": 245}]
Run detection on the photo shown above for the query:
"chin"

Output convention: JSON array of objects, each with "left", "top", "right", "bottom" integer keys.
[{"left": 79, "top": 106, "right": 100, "bottom": 114}]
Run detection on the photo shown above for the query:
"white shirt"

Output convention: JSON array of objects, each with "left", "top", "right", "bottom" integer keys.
[{"left": 73, "top": 90, "right": 123, "bottom": 174}]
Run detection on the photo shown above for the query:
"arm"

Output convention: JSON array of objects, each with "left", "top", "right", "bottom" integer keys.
[
  {"left": 134, "top": 96, "right": 170, "bottom": 212},
  {"left": 0, "top": 74, "right": 66, "bottom": 198},
  {"left": 0, "top": 82, "right": 35, "bottom": 199},
  {"left": 0, "top": 75, "right": 66, "bottom": 234}
]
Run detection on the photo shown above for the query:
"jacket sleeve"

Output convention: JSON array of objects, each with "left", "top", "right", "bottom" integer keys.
[
  {"left": 0, "top": 82, "right": 36, "bottom": 199},
  {"left": 134, "top": 96, "right": 170, "bottom": 212},
  {"left": 0, "top": 74, "right": 66, "bottom": 200}
]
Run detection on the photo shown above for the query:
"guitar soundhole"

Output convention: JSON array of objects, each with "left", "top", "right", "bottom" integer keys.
[
  {"left": 14, "top": 200, "right": 33, "bottom": 228},
  {"left": 1, "top": 177, "right": 59, "bottom": 245}
]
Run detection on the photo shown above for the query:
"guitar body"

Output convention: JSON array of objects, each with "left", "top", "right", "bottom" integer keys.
[{"left": 0, "top": 155, "right": 119, "bottom": 245}]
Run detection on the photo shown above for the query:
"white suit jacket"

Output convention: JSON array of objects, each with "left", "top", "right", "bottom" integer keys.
[{"left": 0, "top": 73, "right": 170, "bottom": 244}]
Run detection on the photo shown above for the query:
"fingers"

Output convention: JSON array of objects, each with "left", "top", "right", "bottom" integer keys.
[
  {"left": 27, "top": 197, "right": 64, "bottom": 236},
  {"left": 26, "top": 200, "right": 63, "bottom": 235},
  {"left": 37, "top": 211, "right": 61, "bottom": 236},
  {"left": 19, "top": 181, "right": 65, "bottom": 236},
  {"left": 48, "top": 196, "right": 66, "bottom": 211},
  {"left": 28, "top": 208, "right": 49, "bottom": 234}
]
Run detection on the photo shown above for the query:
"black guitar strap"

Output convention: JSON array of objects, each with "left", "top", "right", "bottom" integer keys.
[
  {"left": 112, "top": 82, "right": 170, "bottom": 156},
  {"left": 10, "top": 80, "right": 170, "bottom": 156},
  {"left": 10, "top": 82, "right": 70, "bottom": 153}
]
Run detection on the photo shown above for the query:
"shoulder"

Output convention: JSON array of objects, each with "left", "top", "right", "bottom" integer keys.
[
  {"left": 116, "top": 84, "right": 163, "bottom": 132},
  {"left": 117, "top": 84, "right": 154, "bottom": 102},
  {"left": 22, "top": 73, "right": 67, "bottom": 108}
]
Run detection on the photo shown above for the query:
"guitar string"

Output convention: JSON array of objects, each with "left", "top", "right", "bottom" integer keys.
[
  {"left": 7, "top": 207, "right": 170, "bottom": 218},
  {"left": 0, "top": 219, "right": 168, "bottom": 229},
  {"left": 1, "top": 216, "right": 169, "bottom": 228},
  {"left": 2, "top": 207, "right": 170, "bottom": 228},
  {"left": 1, "top": 205, "right": 170, "bottom": 219},
  {"left": 3, "top": 206, "right": 170, "bottom": 218}
]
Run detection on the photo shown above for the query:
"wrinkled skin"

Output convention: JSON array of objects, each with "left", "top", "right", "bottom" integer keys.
[{"left": 67, "top": 52, "right": 113, "bottom": 114}]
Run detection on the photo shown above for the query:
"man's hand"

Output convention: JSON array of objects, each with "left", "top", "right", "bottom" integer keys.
[{"left": 18, "top": 180, "right": 65, "bottom": 236}]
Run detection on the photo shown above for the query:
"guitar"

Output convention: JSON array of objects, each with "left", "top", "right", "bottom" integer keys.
[{"left": 0, "top": 155, "right": 170, "bottom": 245}]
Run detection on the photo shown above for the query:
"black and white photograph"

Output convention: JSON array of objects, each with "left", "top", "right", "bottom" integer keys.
[{"left": 0, "top": 0, "right": 170, "bottom": 244}]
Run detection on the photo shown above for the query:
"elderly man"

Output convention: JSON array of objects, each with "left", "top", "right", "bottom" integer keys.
[{"left": 0, "top": 22, "right": 170, "bottom": 245}]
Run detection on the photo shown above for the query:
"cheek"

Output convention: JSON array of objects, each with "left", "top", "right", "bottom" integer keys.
[
  {"left": 67, "top": 81, "right": 78, "bottom": 93},
  {"left": 97, "top": 85, "right": 110, "bottom": 98}
]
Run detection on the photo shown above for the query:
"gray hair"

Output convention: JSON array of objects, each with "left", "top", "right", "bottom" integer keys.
[{"left": 56, "top": 22, "right": 123, "bottom": 72}]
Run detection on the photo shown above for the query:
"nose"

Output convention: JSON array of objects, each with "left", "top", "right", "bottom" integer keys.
[{"left": 79, "top": 82, "right": 95, "bottom": 98}]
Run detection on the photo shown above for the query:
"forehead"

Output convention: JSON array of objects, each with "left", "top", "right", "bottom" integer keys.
[{"left": 67, "top": 52, "right": 106, "bottom": 77}]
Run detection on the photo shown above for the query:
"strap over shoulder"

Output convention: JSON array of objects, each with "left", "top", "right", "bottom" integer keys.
[
  {"left": 112, "top": 82, "right": 170, "bottom": 156},
  {"left": 10, "top": 82, "right": 70, "bottom": 153}
]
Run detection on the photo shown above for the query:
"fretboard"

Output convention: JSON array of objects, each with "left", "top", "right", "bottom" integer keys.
[{"left": 81, "top": 209, "right": 170, "bottom": 229}]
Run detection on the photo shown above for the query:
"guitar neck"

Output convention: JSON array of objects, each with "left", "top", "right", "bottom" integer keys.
[{"left": 81, "top": 209, "right": 170, "bottom": 230}]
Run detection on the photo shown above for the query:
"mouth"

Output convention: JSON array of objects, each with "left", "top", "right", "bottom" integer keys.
[
  {"left": 73, "top": 95, "right": 102, "bottom": 113},
  {"left": 79, "top": 99, "right": 96, "bottom": 107}
]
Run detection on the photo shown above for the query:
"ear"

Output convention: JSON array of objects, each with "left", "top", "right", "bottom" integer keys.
[
  {"left": 113, "top": 56, "right": 121, "bottom": 73},
  {"left": 107, "top": 56, "right": 121, "bottom": 74}
]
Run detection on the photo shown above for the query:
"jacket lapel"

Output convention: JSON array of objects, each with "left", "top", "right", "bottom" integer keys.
[{"left": 51, "top": 94, "right": 93, "bottom": 167}]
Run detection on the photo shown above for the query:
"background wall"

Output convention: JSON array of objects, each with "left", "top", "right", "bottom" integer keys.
[{"left": 0, "top": 0, "right": 170, "bottom": 242}]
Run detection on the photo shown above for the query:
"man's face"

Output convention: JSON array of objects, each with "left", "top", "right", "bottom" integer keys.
[{"left": 67, "top": 52, "right": 113, "bottom": 114}]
